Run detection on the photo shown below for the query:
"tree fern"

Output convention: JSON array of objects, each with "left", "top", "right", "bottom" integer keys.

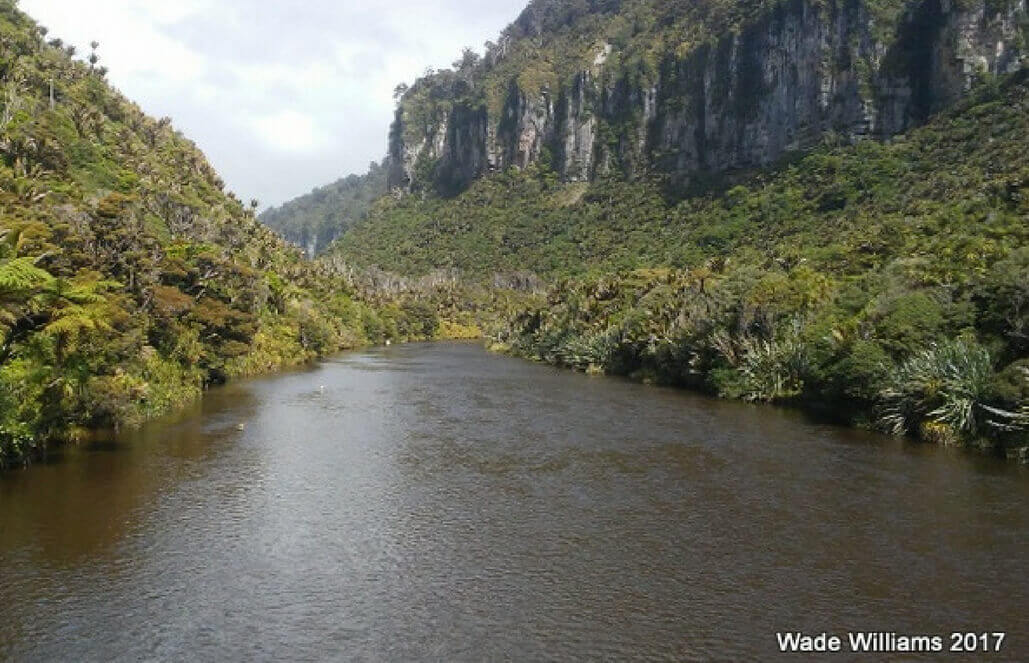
[
  {"left": 40, "top": 277, "right": 116, "bottom": 356},
  {"left": 1, "top": 255, "right": 55, "bottom": 329},
  {"left": 0, "top": 256, "right": 54, "bottom": 298}
]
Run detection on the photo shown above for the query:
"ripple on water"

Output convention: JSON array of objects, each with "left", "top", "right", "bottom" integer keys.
[{"left": 1, "top": 343, "right": 1028, "bottom": 661}]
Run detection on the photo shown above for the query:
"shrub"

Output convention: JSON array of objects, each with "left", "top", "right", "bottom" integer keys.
[
  {"left": 556, "top": 328, "right": 618, "bottom": 373},
  {"left": 993, "top": 359, "right": 1029, "bottom": 408},
  {"left": 976, "top": 247, "right": 1029, "bottom": 357},
  {"left": 437, "top": 319, "right": 482, "bottom": 339},
  {"left": 736, "top": 335, "right": 810, "bottom": 402},
  {"left": 818, "top": 338, "right": 893, "bottom": 404},
  {"left": 878, "top": 339, "right": 1026, "bottom": 441},
  {"left": 83, "top": 372, "right": 147, "bottom": 428},
  {"left": 398, "top": 299, "right": 439, "bottom": 339},
  {"left": 0, "top": 358, "right": 47, "bottom": 465},
  {"left": 873, "top": 292, "right": 946, "bottom": 357},
  {"left": 710, "top": 327, "right": 809, "bottom": 402}
]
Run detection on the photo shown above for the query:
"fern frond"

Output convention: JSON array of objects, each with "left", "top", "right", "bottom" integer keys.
[
  {"left": 0, "top": 256, "right": 54, "bottom": 296},
  {"left": 43, "top": 301, "right": 113, "bottom": 339}
]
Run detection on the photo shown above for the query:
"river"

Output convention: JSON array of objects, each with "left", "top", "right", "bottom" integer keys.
[{"left": 1, "top": 342, "right": 1027, "bottom": 661}]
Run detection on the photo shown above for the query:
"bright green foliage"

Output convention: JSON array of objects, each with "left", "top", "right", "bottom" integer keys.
[
  {"left": 0, "top": 255, "right": 52, "bottom": 295},
  {"left": 496, "top": 264, "right": 1028, "bottom": 450},
  {"left": 0, "top": 2, "right": 452, "bottom": 467},
  {"left": 730, "top": 333, "right": 810, "bottom": 403},
  {"left": 878, "top": 340, "right": 1027, "bottom": 440},
  {"left": 0, "top": 227, "right": 54, "bottom": 329}
]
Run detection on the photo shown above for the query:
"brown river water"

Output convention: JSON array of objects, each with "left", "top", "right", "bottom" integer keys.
[{"left": 1, "top": 342, "right": 1028, "bottom": 661}]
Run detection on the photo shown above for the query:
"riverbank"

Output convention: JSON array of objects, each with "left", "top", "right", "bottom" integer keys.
[
  {"left": 324, "top": 72, "right": 1029, "bottom": 464},
  {"left": 0, "top": 322, "right": 483, "bottom": 471},
  {"left": 8, "top": 315, "right": 1026, "bottom": 473},
  {"left": 491, "top": 268, "right": 1029, "bottom": 463},
  {"left": 493, "top": 342, "right": 1029, "bottom": 465}
]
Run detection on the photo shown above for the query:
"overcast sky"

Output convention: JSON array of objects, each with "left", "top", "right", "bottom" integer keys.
[{"left": 20, "top": 0, "right": 526, "bottom": 208}]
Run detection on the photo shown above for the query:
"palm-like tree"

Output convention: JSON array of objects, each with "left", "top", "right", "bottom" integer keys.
[{"left": 878, "top": 339, "right": 1028, "bottom": 439}]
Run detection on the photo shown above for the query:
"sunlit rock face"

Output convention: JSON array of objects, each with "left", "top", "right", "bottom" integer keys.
[{"left": 387, "top": 0, "right": 1027, "bottom": 195}]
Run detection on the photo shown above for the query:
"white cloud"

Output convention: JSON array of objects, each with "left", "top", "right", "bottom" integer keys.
[
  {"left": 24, "top": 0, "right": 210, "bottom": 82},
  {"left": 19, "top": 0, "right": 528, "bottom": 206},
  {"left": 249, "top": 110, "right": 327, "bottom": 153}
]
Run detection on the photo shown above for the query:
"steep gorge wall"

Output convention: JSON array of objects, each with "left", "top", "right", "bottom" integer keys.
[{"left": 388, "top": 0, "right": 1027, "bottom": 194}]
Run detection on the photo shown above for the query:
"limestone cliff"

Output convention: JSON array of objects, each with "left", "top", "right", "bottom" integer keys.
[{"left": 388, "top": 0, "right": 1028, "bottom": 194}]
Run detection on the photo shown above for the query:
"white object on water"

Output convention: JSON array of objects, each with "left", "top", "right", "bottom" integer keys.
[
  {"left": 385, "top": 340, "right": 392, "bottom": 347},
  {"left": 236, "top": 423, "right": 246, "bottom": 431}
]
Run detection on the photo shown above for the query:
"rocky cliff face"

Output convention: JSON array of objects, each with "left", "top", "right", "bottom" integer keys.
[{"left": 388, "top": 0, "right": 1027, "bottom": 194}]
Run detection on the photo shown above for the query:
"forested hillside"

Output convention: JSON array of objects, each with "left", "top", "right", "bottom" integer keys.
[
  {"left": 336, "top": 72, "right": 1029, "bottom": 281},
  {"left": 259, "top": 162, "right": 386, "bottom": 257},
  {"left": 329, "top": 36, "right": 1029, "bottom": 453},
  {"left": 0, "top": 2, "right": 459, "bottom": 467}
]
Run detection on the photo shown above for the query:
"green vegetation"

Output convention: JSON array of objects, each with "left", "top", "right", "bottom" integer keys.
[
  {"left": 493, "top": 255, "right": 1028, "bottom": 452},
  {"left": 0, "top": 2, "right": 482, "bottom": 468},
  {"left": 3, "top": 0, "right": 1027, "bottom": 465},
  {"left": 878, "top": 339, "right": 1027, "bottom": 441},
  {"left": 337, "top": 71, "right": 1029, "bottom": 283},
  {"left": 334, "top": 69, "right": 1029, "bottom": 455},
  {"left": 259, "top": 162, "right": 386, "bottom": 256}
]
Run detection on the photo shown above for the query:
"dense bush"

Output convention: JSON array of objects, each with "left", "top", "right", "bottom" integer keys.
[
  {"left": 496, "top": 263, "right": 1029, "bottom": 452},
  {"left": 336, "top": 70, "right": 1029, "bottom": 287},
  {"left": 0, "top": 2, "right": 484, "bottom": 467},
  {"left": 877, "top": 340, "right": 1027, "bottom": 443}
]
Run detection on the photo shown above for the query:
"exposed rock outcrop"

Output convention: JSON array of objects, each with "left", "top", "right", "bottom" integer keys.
[{"left": 388, "top": 0, "right": 1027, "bottom": 194}]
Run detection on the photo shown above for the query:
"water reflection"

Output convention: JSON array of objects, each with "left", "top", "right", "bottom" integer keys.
[
  {"left": 1, "top": 343, "right": 1027, "bottom": 661},
  {"left": 0, "top": 388, "right": 260, "bottom": 566}
]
